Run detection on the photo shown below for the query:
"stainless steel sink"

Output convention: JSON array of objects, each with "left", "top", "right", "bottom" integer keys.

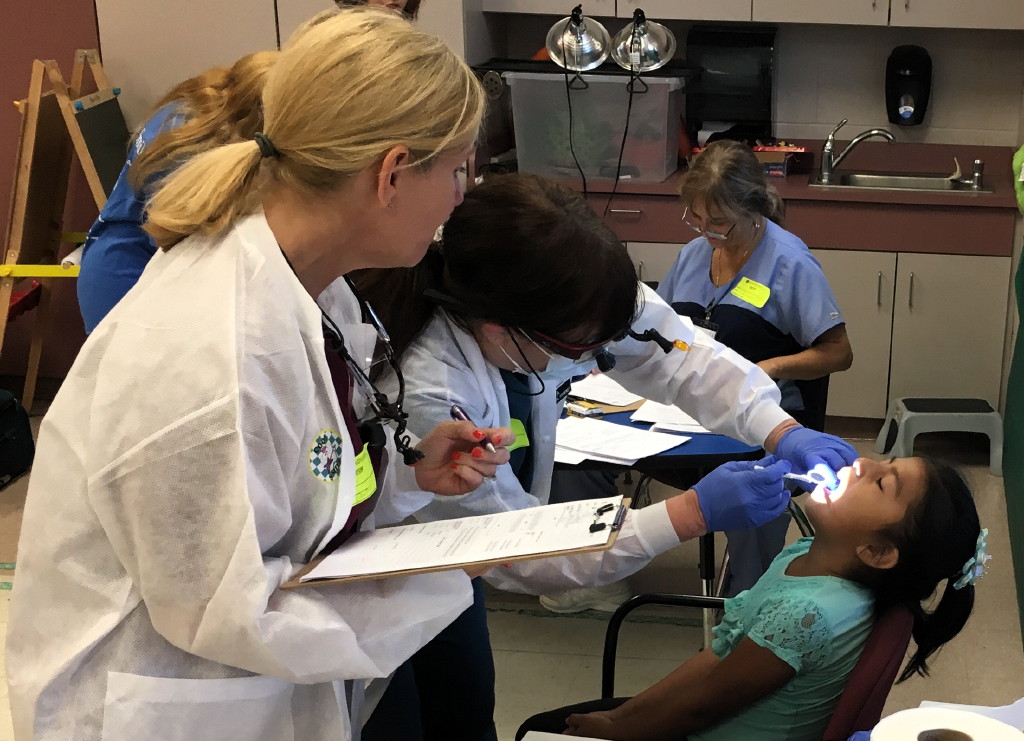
[{"left": 810, "top": 171, "right": 992, "bottom": 193}]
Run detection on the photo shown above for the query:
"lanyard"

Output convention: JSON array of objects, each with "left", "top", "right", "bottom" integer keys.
[{"left": 705, "top": 269, "right": 747, "bottom": 322}]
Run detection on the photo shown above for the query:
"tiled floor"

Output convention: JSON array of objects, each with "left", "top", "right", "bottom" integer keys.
[{"left": 1, "top": 429, "right": 1021, "bottom": 741}]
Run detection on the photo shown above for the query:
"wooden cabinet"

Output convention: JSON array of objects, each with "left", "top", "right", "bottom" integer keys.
[
  {"left": 812, "top": 250, "right": 1009, "bottom": 417},
  {"left": 753, "top": 0, "right": 887, "bottom": 25},
  {"left": 483, "top": 0, "right": 615, "bottom": 13},
  {"left": 890, "top": 0, "right": 1024, "bottom": 29},
  {"left": 811, "top": 250, "right": 896, "bottom": 418},
  {"left": 888, "top": 253, "right": 1009, "bottom": 406},
  {"left": 625, "top": 242, "right": 682, "bottom": 286},
  {"left": 617, "top": 0, "right": 752, "bottom": 21}
]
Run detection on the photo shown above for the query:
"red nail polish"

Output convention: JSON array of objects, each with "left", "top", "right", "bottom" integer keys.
[
  {"left": 472, "top": 430, "right": 485, "bottom": 440},
  {"left": 452, "top": 452, "right": 462, "bottom": 461},
  {"left": 450, "top": 463, "right": 459, "bottom": 470},
  {"left": 492, "top": 435, "right": 501, "bottom": 445},
  {"left": 471, "top": 447, "right": 483, "bottom": 459}
]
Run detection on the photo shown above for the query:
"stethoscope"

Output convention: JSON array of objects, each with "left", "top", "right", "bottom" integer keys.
[
  {"left": 280, "top": 244, "right": 424, "bottom": 466},
  {"left": 320, "top": 278, "right": 424, "bottom": 465}
]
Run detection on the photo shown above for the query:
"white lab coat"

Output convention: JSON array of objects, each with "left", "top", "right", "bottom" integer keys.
[
  {"left": 375, "top": 285, "right": 790, "bottom": 593},
  {"left": 5, "top": 213, "right": 473, "bottom": 741}
]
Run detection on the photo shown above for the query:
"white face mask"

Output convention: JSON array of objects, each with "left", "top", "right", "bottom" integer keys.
[
  {"left": 539, "top": 353, "right": 582, "bottom": 379},
  {"left": 498, "top": 345, "right": 531, "bottom": 375}
]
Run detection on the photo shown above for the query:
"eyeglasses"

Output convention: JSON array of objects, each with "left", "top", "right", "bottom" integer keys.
[
  {"left": 521, "top": 328, "right": 626, "bottom": 363},
  {"left": 682, "top": 205, "right": 736, "bottom": 241}
]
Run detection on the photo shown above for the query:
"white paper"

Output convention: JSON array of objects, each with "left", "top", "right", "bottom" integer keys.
[
  {"left": 569, "top": 374, "right": 644, "bottom": 407},
  {"left": 555, "top": 416, "right": 688, "bottom": 465},
  {"left": 630, "top": 400, "right": 711, "bottom": 434},
  {"left": 301, "top": 496, "right": 624, "bottom": 582},
  {"left": 920, "top": 698, "right": 1024, "bottom": 731}
]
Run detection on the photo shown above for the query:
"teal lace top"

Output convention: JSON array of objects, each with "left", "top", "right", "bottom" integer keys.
[{"left": 691, "top": 538, "right": 874, "bottom": 741}]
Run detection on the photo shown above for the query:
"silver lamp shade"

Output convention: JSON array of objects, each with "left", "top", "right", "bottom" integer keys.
[
  {"left": 611, "top": 9, "right": 676, "bottom": 73},
  {"left": 545, "top": 5, "right": 611, "bottom": 72}
]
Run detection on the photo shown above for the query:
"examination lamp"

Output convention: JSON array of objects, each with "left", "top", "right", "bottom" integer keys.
[
  {"left": 545, "top": 4, "right": 611, "bottom": 72},
  {"left": 610, "top": 8, "right": 676, "bottom": 73}
]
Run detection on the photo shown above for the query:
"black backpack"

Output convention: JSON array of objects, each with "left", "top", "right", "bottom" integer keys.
[{"left": 0, "top": 390, "right": 34, "bottom": 489}]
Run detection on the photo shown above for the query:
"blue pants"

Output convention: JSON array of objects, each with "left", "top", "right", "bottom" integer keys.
[{"left": 361, "top": 578, "right": 497, "bottom": 741}]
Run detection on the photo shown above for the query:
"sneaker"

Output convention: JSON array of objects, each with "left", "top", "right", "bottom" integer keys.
[{"left": 538, "top": 581, "right": 632, "bottom": 614}]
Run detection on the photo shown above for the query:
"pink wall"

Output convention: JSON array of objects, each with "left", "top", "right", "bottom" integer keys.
[{"left": 0, "top": 0, "right": 99, "bottom": 383}]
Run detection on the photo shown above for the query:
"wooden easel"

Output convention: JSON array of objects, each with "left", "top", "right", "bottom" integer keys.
[{"left": 0, "top": 50, "right": 126, "bottom": 412}]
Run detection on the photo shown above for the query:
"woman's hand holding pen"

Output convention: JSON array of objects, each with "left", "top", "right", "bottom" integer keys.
[{"left": 413, "top": 421, "right": 514, "bottom": 496}]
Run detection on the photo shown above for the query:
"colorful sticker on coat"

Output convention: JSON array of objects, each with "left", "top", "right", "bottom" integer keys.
[{"left": 310, "top": 429, "right": 344, "bottom": 482}]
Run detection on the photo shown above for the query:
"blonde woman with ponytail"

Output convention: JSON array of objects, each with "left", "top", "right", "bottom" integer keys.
[
  {"left": 7, "top": 9, "right": 510, "bottom": 741},
  {"left": 77, "top": 50, "right": 277, "bottom": 333}
]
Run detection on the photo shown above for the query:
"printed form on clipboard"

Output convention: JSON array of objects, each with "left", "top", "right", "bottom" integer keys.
[{"left": 284, "top": 496, "right": 629, "bottom": 588}]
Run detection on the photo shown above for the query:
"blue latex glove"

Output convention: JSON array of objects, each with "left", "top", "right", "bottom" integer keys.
[
  {"left": 693, "top": 455, "right": 792, "bottom": 532},
  {"left": 774, "top": 427, "right": 858, "bottom": 486}
]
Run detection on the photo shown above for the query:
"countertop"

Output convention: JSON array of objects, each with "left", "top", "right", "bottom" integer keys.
[{"left": 557, "top": 140, "right": 1018, "bottom": 210}]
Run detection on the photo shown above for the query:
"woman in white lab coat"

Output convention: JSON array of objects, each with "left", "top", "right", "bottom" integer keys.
[
  {"left": 5, "top": 10, "right": 510, "bottom": 741},
  {"left": 354, "top": 173, "right": 855, "bottom": 741}
]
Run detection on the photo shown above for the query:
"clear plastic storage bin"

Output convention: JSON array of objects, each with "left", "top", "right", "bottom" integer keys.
[{"left": 504, "top": 72, "right": 684, "bottom": 183}]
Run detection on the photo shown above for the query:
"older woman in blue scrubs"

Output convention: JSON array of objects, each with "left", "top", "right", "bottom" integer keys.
[{"left": 657, "top": 139, "right": 854, "bottom": 595}]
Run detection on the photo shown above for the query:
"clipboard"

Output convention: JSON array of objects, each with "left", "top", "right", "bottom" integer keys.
[{"left": 282, "top": 497, "right": 631, "bottom": 589}]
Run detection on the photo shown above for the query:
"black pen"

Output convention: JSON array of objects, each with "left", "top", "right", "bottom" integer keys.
[
  {"left": 610, "top": 504, "right": 628, "bottom": 531},
  {"left": 449, "top": 404, "right": 497, "bottom": 453}
]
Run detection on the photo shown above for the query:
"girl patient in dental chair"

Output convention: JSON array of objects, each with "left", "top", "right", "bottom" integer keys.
[{"left": 517, "top": 457, "right": 985, "bottom": 741}]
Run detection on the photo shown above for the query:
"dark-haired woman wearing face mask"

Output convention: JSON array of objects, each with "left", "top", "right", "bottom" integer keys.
[{"left": 354, "top": 172, "right": 857, "bottom": 741}]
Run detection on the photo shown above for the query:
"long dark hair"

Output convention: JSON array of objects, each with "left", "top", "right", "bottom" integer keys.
[
  {"left": 852, "top": 459, "right": 980, "bottom": 682},
  {"left": 679, "top": 139, "right": 785, "bottom": 227},
  {"left": 354, "top": 173, "right": 641, "bottom": 369}
]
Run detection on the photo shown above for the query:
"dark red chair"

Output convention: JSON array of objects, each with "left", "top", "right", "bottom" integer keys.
[
  {"left": 820, "top": 603, "right": 913, "bottom": 739},
  {"left": 602, "top": 595, "right": 914, "bottom": 740}
]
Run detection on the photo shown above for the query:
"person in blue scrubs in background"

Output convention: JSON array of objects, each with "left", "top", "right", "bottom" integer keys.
[
  {"left": 77, "top": 51, "right": 276, "bottom": 333},
  {"left": 658, "top": 139, "right": 854, "bottom": 595}
]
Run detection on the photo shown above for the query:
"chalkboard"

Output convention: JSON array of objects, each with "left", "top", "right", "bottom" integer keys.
[{"left": 73, "top": 93, "right": 130, "bottom": 197}]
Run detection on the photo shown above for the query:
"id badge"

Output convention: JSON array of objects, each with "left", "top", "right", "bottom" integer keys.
[
  {"left": 556, "top": 379, "right": 572, "bottom": 403},
  {"left": 693, "top": 316, "right": 719, "bottom": 341}
]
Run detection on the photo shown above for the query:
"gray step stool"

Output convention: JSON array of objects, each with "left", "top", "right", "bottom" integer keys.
[{"left": 874, "top": 397, "right": 1002, "bottom": 476}]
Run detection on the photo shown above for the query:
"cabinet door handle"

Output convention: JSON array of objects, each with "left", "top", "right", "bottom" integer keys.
[
  {"left": 609, "top": 209, "right": 642, "bottom": 216},
  {"left": 872, "top": 0, "right": 877, "bottom": 8},
  {"left": 638, "top": 261, "right": 645, "bottom": 281},
  {"left": 877, "top": 271, "right": 883, "bottom": 306},
  {"left": 905, "top": 0, "right": 909, "bottom": 9},
  {"left": 908, "top": 272, "right": 915, "bottom": 308}
]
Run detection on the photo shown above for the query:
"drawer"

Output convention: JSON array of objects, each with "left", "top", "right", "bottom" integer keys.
[{"left": 585, "top": 193, "right": 686, "bottom": 243}]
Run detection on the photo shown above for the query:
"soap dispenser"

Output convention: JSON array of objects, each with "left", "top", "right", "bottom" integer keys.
[{"left": 885, "top": 45, "right": 931, "bottom": 126}]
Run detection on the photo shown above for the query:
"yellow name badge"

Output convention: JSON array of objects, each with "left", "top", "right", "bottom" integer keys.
[
  {"left": 353, "top": 444, "right": 377, "bottom": 505},
  {"left": 731, "top": 277, "right": 771, "bottom": 309},
  {"left": 507, "top": 418, "right": 530, "bottom": 452}
]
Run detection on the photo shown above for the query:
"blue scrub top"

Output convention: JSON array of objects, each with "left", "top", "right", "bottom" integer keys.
[
  {"left": 77, "top": 104, "right": 183, "bottom": 333},
  {"left": 656, "top": 220, "right": 844, "bottom": 414}
]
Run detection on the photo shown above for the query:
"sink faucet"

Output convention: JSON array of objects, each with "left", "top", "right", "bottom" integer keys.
[{"left": 819, "top": 119, "right": 896, "bottom": 184}]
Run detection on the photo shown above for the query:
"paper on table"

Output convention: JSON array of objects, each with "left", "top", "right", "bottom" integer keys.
[
  {"left": 631, "top": 400, "right": 711, "bottom": 434},
  {"left": 300, "top": 496, "right": 624, "bottom": 583},
  {"left": 919, "top": 698, "right": 1024, "bottom": 731},
  {"left": 556, "top": 416, "right": 687, "bottom": 465},
  {"left": 569, "top": 374, "right": 644, "bottom": 407}
]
